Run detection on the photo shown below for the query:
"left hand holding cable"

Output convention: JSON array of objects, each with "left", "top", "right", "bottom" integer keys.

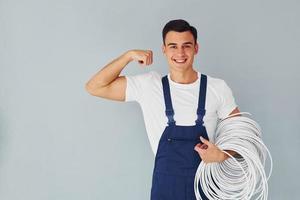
[{"left": 194, "top": 136, "right": 228, "bottom": 163}]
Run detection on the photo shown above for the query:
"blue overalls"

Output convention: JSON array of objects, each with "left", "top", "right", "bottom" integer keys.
[{"left": 150, "top": 74, "right": 209, "bottom": 200}]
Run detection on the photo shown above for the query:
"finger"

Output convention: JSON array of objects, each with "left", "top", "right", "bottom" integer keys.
[
  {"left": 147, "top": 51, "right": 152, "bottom": 65},
  {"left": 198, "top": 141, "right": 208, "bottom": 149},
  {"left": 195, "top": 143, "right": 203, "bottom": 148},
  {"left": 194, "top": 145, "right": 200, "bottom": 152},
  {"left": 194, "top": 145, "right": 205, "bottom": 154},
  {"left": 149, "top": 51, "right": 153, "bottom": 64},
  {"left": 140, "top": 55, "right": 147, "bottom": 66},
  {"left": 146, "top": 53, "right": 150, "bottom": 65},
  {"left": 147, "top": 54, "right": 151, "bottom": 65},
  {"left": 194, "top": 144, "right": 205, "bottom": 152},
  {"left": 195, "top": 143, "right": 206, "bottom": 149},
  {"left": 200, "top": 136, "right": 210, "bottom": 146},
  {"left": 137, "top": 55, "right": 144, "bottom": 64}
]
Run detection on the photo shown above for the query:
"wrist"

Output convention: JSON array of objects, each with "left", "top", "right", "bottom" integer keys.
[
  {"left": 123, "top": 50, "right": 133, "bottom": 62},
  {"left": 219, "top": 151, "right": 229, "bottom": 162}
]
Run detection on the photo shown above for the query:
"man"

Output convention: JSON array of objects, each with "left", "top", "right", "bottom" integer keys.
[{"left": 86, "top": 19, "right": 239, "bottom": 200}]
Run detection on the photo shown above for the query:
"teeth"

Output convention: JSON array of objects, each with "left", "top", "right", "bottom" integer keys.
[{"left": 174, "top": 59, "right": 186, "bottom": 63}]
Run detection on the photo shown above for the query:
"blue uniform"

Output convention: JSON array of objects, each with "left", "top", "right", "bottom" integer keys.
[{"left": 150, "top": 74, "right": 209, "bottom": 200}]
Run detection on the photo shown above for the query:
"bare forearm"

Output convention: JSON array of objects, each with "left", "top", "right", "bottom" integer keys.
[{"left": 86, "top": 51, "right": 132, "bottom": 88}]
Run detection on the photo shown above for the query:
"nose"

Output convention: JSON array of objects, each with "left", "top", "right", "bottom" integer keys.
[{"left": 176, "top": 47, "right": 185, "bottom": 56}]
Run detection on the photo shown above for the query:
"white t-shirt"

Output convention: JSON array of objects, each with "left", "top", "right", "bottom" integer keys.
[{"left": 125, "top": 71, "right": 237, "bottom": 155}]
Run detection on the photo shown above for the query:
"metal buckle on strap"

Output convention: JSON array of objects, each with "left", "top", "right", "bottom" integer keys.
[
  {"left": 165, "top": 109, "right": 175, "bottom": 125},
  {"left": 197, "top": 109, "right": 206, "bottom": 116},
  {"left": 165, "top": 109, "right": 174, "bottom": 116},
  {"left": 196, "top": 109, "right": 206, "bottom": 125},
  {"left": 167, "top": 115, "right": 175, "bottom": 125}
]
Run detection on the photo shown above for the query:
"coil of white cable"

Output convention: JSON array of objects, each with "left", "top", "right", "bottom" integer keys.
[{"left": 194, "top": 112, "right": 273, "bottom": 200}]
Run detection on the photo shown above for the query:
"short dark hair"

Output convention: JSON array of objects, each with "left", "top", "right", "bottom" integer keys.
[{"left": 162, "top": 19, "right": 197, "bottom": 45}]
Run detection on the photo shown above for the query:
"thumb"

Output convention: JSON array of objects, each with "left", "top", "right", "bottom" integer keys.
[
  {"left": 194, "top": 145, "right": 204, "bottom": 154},
  {"left": 200, "top": 136, "right": 210, "bottom": 145}
]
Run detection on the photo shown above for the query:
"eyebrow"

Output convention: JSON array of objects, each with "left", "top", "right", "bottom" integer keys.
[{"left": 167, "top": 42, "right": 194, "bottom": 46}]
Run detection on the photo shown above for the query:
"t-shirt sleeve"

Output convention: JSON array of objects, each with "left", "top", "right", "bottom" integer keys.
[
  {"left": 125, "top": 72, "right": 152, "bottom": 103},
  {"left": 217, "top": 80, "right": 238, "bottom": 119}
]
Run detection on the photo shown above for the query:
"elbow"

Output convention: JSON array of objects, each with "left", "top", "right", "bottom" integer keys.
[
  {"left": 85, "top": 82, "right": 105, "bottom": 97},
  {"left": 85, "top": 82, "right": 96, "bottom": 96}
]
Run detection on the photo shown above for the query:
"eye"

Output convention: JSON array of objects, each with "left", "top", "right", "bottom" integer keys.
[{"left": 170, "top": 46, "right": 177, "bottom": 49}]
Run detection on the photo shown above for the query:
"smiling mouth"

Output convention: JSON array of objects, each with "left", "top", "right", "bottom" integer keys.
[{"left": 173, "top": 58, "right": 187, "bottom": 64}]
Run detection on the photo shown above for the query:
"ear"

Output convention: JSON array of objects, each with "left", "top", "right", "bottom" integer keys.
[
  {"left": 162, "top": 44, "right": 166, "bottom": 55},
  {"left": 194, "top": 42, "right": 199, "bottom": 54}
]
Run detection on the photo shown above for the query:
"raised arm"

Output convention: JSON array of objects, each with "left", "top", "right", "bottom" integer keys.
[{"left": 85, "top": 50, "right": 153, "bottom": 101}]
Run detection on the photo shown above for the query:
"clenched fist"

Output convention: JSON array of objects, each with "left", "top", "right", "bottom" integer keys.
[{"left": 126, "top": 50, "right": 153, "bottom": 66}]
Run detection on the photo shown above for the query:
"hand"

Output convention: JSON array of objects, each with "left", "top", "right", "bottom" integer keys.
[
  {"left": 126, "top": 50, "right": 153, "bottom": 66},
  {"left": 194, "top": 136, "right": 228, "bottom": 163}
]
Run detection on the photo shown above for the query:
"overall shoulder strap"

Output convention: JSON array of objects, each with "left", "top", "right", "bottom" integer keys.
[
  {"left": 162, "top": 76, "right": 176, "bottom": 125},
  {"left": 195, "top": 74, "right": 207, "bottom": 125}
]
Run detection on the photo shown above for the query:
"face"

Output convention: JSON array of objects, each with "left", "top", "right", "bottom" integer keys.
[{"left": 162, "top": 31, "right": 199, "bottom": 72}]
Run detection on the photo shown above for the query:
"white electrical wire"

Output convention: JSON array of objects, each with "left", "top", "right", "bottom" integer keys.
[{"left": 194, "top": 112, "right": 273, "bottom": 200}]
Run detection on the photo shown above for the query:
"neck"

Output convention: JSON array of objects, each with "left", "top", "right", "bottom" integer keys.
[{"left": 169, "top": 68, "right": 198, "bottom": 84}]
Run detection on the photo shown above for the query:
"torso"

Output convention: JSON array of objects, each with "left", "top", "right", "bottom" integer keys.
[{"left": 132, "top": 71, "right": 230, "bottom": 155}]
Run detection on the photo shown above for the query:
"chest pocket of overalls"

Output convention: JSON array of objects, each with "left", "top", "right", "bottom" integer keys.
[{"left": 167, "top": 136, "right": 201, "bottom": 167}]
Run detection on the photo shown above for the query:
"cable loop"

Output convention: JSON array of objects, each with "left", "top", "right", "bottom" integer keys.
[{"left": 194, "top": 112, "right": 273, "bottom": 200}]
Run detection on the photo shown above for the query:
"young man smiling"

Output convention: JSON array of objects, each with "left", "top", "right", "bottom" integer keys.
[{"left": 86, "top": 19, "right": 239, "bottom": 200}]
